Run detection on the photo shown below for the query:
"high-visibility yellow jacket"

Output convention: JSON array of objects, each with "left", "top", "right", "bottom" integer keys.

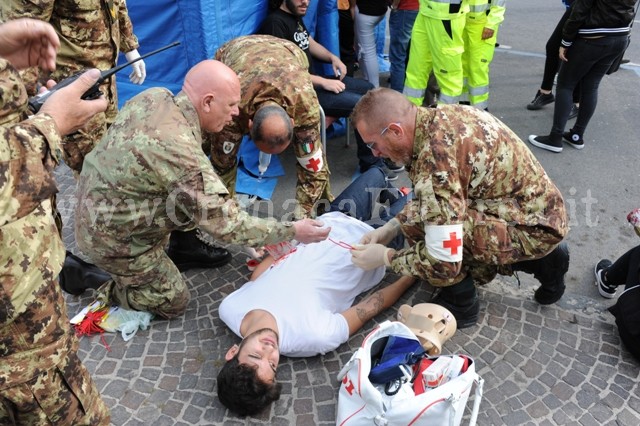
[
  {"left": 419, "top": 0, "right": 469, "bottom": 20},
  {"left": 466, "top": 0, "right": 506, "bottom": 29}
]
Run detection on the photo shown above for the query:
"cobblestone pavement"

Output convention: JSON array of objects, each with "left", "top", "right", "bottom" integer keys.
[{"left": 55, "top": 161, "right": 640, "bottom": 426}]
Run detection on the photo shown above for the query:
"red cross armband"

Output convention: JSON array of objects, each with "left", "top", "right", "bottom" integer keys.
[
  {"left": 424, "top": 224, "right": 463, "bottom": 262},
  {"left": 296, "top": 149, "right": 324, "bottom": 173}
]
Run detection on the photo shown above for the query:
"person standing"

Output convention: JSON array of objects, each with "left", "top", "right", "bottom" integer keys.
[
  {"left": 403, "top": 0, "right": 469, "bottom": 105},
  {"left": 354, "top": 0, "right": 388, "bottom": 87},
  {"left": 529, "top": 0, "right": 637, "bottom": 153},
  {"left": 526, "top": 0, "right": 580, "bottom": 119},
  {"left": 0, "top": 0, "right": 147, "bottom": 174},
  {"left": 462, "top": 0, "right": 506, "bottom": 110},
  {"left": 388, "top": 0, "right": 420, "bottom": 92},
  {"left": 349, "top": 88, "right": 569, "bottom": 328},
  {"left": 0, "top": 18, "right": 110, "bottom": 425}
]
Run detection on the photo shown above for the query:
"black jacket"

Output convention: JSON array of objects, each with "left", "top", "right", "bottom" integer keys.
[{"left": 562, "top": 0, "right": 637, "bottom": 46}]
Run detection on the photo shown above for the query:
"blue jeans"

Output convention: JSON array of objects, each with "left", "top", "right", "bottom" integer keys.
[
  {"left": 315, "top": 76, "right": 381, "bottom": 171},
  {"left": 329, "top": 167, "right": 410, "bottom": 249},
  {"left": 551, "top": 35, "right": 629, "bottom": 138},
  {"left": 389, "top": 9, "right": 419, "bottom": 92}
]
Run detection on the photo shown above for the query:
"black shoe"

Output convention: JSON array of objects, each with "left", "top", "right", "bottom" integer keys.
[
  {"left": 167, "top": 229, "right": 232, "bottom": 272},
  {"left": 562, "top": 130, "right": 584, "bottom": 150},
  {"left": 526, "top": 90, "right": 555, "bottom": 110},
  {"left": 59, "top": 251, "right": 111, "bottom": 296},
  {"left": 430, "top": 276, "right": 479, "bottom": 329},
  {"left": 534, "top": 243, "right": 569, "bottom": 305},
  {"left": 568, "top": 104, "right": 579, "bottom": 120},
  {"left": 594, "top": 259, "right": 617, "bottom": 298},
  {"left": 528, "top": 135, "right": 563, "bottom": 153}
]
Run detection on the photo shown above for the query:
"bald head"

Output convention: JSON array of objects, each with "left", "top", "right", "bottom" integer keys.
[
  {"left": 183, "top": 59, "right": 241, "bottom": 133},
  {"left": 251, "top": 103, "right": 294, "bottom": 153},
  {"left": 351, "top": 87, "right": 414, "bottom": 131}
]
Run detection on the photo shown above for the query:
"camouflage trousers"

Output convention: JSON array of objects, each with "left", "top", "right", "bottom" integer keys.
[
  {"left": 95, "top": 245, "right": 190, "bottom": 319},
  {"left": 0, "top": 352, "right": 109, "bottom": 426}
]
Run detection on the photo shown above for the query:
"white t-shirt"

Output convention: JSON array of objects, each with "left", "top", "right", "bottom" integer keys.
[{"left": 219, "top": 212, "right": 386, "bottom": 357}]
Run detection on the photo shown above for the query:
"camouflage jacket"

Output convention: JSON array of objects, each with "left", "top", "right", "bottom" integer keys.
[
  {"left": 0, "top": 60, "right": 70, "bottom": 388},
  {"left": 75, "top": 88, "right": 296, "bottom": 260},
  {"left": 390, "top": 105, "right": 568, "bottom": 285},
  {"left": 209, "top": 34, "right": 330, "bottom": 217}
]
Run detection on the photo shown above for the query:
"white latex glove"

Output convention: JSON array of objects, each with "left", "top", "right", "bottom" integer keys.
[
  {"left": 351, "top": 244, "right": 394, "bottom": 271},
  {"left": 125, "top": 49, "right": 146, "bottom": 84},
  {"left": 359, "top": 218, "right": 401, "bottom": 245}
]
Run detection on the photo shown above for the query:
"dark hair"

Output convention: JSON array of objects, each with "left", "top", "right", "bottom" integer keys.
[
  {"left": 217, "top": 356, "right": 282, "bottom": 417},
  {"left": 268, "top": 0, "right": 283, "bottom": 10},
  {"left": 251, "top": 104, "right": 293, "bottom": 148}
]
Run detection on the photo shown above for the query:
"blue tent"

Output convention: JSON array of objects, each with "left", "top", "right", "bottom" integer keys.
[{"left": 115, "top": 0, "right": 339, "bottom": 107}]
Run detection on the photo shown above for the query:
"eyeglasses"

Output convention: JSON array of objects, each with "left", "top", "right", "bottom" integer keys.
[{"left": 366, "top": 122, "right": 400, "bottom": 150}]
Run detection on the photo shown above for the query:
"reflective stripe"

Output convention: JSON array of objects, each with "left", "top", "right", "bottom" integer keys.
[
  {"left": 439, "top": 94, "right": 459, "bottom": 104},
  {"left": 469, "top": 85, "right": 489, "bottom": 96},
  {"left": 431, "top": 0, "right": 463, "bottom": 4},
  {"left": 469, "top": 4, "right": 489, "bottom": 12},
  {"left": 472, "top": 100, "right": 489, "bottom": 110},
  {"left": 493, "top": 0, "right": 506, "bottom": 7},
  {"left": 403, "top": 86, "right": 426, "bottom": 98}
]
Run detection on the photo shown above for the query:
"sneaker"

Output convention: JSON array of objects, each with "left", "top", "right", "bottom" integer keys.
[
  {"left": 594, "top": 259, "right": 617, "bottom": 298},
  {"left": 383, "top": 158, "right": 405, "bottom": 173},
  {"left": 528, "top": 135, "right": 563, "bottom": 153},
  {"left": 568, "top": 104, "right": 579, "bottom": 120},
  {"left": 562, "top": 130, "right": 584, "bottom": 150},
  {"left": 384, "top": 169, "right": 398, "bottom": 181},
  {"left": 526, "top": 90, "right": 555, "bottom": 110}
]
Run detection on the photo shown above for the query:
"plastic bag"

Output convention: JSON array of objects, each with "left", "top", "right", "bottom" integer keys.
[{"left": 100, "top": 306, "right": 154, "bottom": 341}]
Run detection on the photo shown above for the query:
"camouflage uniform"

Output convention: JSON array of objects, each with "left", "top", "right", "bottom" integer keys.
[
  {"left": 0, "top": 61, "right": 109, "bottom": 425},
  {"left": 75, "top": 88, "right": 297, "bottom": 319},
  {"left": 209, "top": 35, "right": 332, "bottom": 218},
  {"left": 0, "top": 0, "right": 140, "bottom": 173},
  {"left": 390, "top": 105, "right": 568, "bottom": 286}
]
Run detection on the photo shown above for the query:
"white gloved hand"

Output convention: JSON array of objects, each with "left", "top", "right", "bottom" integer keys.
[
  {"left": 125, "top": 49, "right": 146, "bottom": 84},
  {"left": 351, "top": 244, "right": 394, "bottom": 271},
  {"left": 359, "top": 218, "right": 401, "bottom": 245}
]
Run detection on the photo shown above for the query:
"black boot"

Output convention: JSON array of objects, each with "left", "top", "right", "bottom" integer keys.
[
  {"left": 513, "top": 242, "right": 569, "bottom": 305},
  {"left": 430, "top": 275, "right": 479, "bottom": 329},
  {"left": 59, "top": 251, "right": 111, "bottom": 296},
  {"left": 167, "top": 229, "right": 231, "bottom": 272}
]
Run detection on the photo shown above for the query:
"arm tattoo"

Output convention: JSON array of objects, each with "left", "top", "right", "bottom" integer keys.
[{"left": 355, "top": 291, "right": 385, "bottom": 323}]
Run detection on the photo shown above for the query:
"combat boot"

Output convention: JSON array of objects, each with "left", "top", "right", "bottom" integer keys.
[
  {"left": 167, "top": 229, "right": 231, "bottom": 272},
  {"left": 430, "top": 275, "right": 479, "bottom": 329},
  {"left": 513, "top": 242, "right": 569, "bottom": 305},
  {"left": 58, "top": 251, "right": 111, "bottom": 296}
]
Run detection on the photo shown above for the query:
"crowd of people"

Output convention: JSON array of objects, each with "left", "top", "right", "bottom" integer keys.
[{"left": 1, "top": 0, "right": 638, "bottom": 423}]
